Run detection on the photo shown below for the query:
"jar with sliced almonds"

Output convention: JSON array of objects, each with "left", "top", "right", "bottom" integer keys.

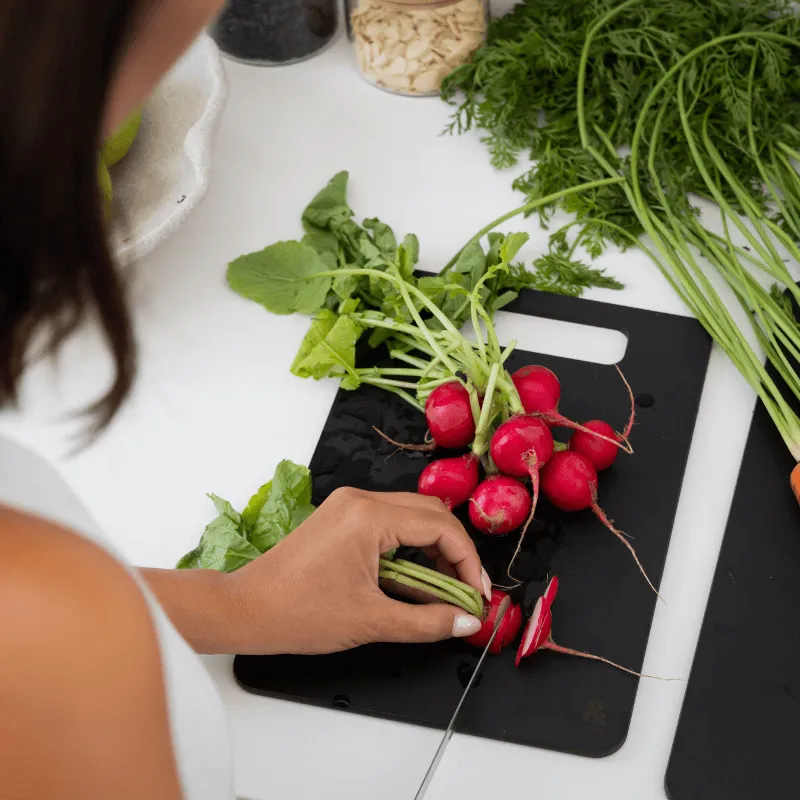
[{"left": 349, "top": 0, "right": 488, "bottom": 96}]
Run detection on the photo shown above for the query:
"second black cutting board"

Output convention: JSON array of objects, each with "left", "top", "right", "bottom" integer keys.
[
  {"left": 235, "top": 290, "right": 711, "bottom": 758},
  {"left": 665, "top": 354, "right": 800, "bottom": 799}
]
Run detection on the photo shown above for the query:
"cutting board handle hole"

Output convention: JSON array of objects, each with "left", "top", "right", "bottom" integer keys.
[
  {"left": 465, "top": 312, "right": 628, "bottom": 366},
  {"left": 332, "top": 694, "right": 351, "bottom": 709}
]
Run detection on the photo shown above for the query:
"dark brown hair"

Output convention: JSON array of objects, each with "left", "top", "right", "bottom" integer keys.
[{"left": 0, "top": 1, "right": 147, "bottom": 432}]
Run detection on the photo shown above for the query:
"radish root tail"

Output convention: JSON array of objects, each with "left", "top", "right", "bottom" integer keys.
[
  {"left": 373, "top": 426, "right": 436, "bottom": 452},
  {"left": 499, "top": 450, "right": 540, "bottom": 587},
  {"left": 590, "top": 489, "right": 664, "bottom": 604},
  {"left": 543, "top": 639, "right": 678, "bottom": 681},
  {"left": 616, "top": 364, "right": 636, "bottom": 442}
]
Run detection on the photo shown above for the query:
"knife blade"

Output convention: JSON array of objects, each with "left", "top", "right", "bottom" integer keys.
[{"left": 412, "top": 595, "right": 511, "bottom": 800}]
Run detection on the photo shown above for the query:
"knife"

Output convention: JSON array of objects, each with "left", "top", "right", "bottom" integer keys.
[{"left": 412, "top": 595, "right": 511, "bottom": 800}]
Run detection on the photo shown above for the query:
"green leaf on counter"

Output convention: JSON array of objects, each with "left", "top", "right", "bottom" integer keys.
[
  {"left": 291, "top": 310, "right": 338, "bottom": 372},
  {"left": 302, "top": 226, "right": 340, "bottom": 259},
  {"left": 302, "top": 171, "right": 352, "bottom": 230},
  {"left": 177, "top": 462, "right": 316, "bottom": 573},
  {"left": 290, "top": 313, "right": 362, "bottom": 380},
  {"left": 246, "top": 461, "right": 315, "bottom": 553},
  {"left": 227, "top": 241, "right": 331, "bottom": 315},
  {"left": 176, "top": 494, "right": 261, "bottom": 573}
]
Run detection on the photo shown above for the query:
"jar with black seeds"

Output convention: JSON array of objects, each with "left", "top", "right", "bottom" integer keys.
[{"left": 211, "top": 0, "right": 339, "bottom": 66}]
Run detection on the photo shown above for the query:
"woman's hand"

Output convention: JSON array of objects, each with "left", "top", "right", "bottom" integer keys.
[{"left": 222, "top": 487, "right": 490, "bottom": 655}]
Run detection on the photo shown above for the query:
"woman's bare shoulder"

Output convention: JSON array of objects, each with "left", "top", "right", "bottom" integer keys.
[
  {"left": 0, "top": 505, "right": 183, "bottom": 799},
  {"left": 0, "top": 503, "right": 146, "bottom": 624}
]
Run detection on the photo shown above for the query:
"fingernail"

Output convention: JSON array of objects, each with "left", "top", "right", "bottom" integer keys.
[
  {"left": 452, "top": 614, "right": 483, "bottom": 638},
  {"left": 481, "top": 568, "right": 493, "bottom": 602}
]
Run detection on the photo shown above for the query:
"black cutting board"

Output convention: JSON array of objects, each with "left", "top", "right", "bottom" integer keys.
[
  {"left": 665, "top": 361, "right": 800, "bottom": 797},
  {"left": 235, "top": 290, "right": 711, "bottom": 758}
]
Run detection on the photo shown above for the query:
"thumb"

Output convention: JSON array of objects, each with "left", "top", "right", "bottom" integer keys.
[{"left": 372, "top": 597, "right": 483, "bottom": 644}]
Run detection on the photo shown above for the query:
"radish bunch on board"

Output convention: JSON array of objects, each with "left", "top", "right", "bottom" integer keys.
[{"left": 415, "top": 354, "right": 656, "bottom": 597}]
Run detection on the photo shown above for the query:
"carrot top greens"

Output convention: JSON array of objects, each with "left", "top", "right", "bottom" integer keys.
[{"left": 444, "top": 0, "right": 800, "bottom": 465}]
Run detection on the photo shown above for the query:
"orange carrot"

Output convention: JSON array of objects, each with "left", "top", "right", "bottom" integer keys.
[{"left": 791, "top": 463, "right": 800, "bottom": 506}]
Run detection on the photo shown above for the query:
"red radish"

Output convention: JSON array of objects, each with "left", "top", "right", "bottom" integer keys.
[
  {"left": 513, "top": 364, "right": 633, "bottom": 455},
  {"left": 417, "top": 455, "right": 479, "bottom": 511},
  {"left": 490, "top": 416, "right": 554, "bottom": 478},
  {"left": 425, "top": 382, "right": 476, "bottom": 449},
  {"left": 569, "top": 420, "right": 620, "bottom": 471},
  {"left": 465, "top": 589, "right": 522, "bottom": 653},
  {"left": 566, "top": 366, "right": 637, "bottom": 469},
  {"left": 541, "top": 451, "right": 598, "bottom": 513},
  {"left": 469, "top": 475, "right": 531, "bottom": 535},
  {"left": 515, "top": 582, "right": 672, "bottom": 678},
  {"left": 541, "top": 451, "right": 660, "bottom": 598},
  {"left": 512, "top": 365, "right": 561, "bottom": 415}
]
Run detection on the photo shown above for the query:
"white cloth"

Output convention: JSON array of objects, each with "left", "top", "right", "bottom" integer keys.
[{"left": 0, "top": 435, "right": 235, "bottom": 799}]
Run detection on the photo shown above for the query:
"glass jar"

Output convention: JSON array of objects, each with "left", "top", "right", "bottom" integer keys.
[
  {"left": 349, "top": 0, "right": 488, "bottom": 96},
  {"left": 211, "top": 0, "right": 339, "bottom": 66}
]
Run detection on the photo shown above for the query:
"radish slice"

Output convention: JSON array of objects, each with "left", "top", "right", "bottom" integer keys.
[
  {"left": 466, "top": 590, "right": 520, "bottom": 653},
  {"left": 543, "top": 575, "right": 559, "bottom": 608},
  {"left": 515, "top": 596, "right": 552, "bottom": 666}
]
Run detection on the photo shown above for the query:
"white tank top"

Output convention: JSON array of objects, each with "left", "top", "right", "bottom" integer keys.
[{"left": 0, "top": 435, "right": 236, "bottom": 800}]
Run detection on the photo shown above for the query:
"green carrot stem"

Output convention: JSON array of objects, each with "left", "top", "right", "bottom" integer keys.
[{"left": 444, "top": 177, "right": 626, "bottom": 271}]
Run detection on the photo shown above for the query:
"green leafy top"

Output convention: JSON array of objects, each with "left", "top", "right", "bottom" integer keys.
[
  {"left": 226, "top": 172, "right": 623, "bottom": 399},
  {"left": 177, "top": 461, "right": 315, "bottom": 573},
  {"left": 227, "top": 241, "right": 331, "bottom": 315}
]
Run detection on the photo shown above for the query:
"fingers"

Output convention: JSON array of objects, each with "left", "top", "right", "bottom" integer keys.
[
  {"left": 372, "top": 596, "right": 482, "bottom": 644},
  {"left": 364, "top": 490, "right": 450, "bottom": 514},
  {"left": 327, "top": 487, "right": 487, "bottom": 600},
  {"left": 380, "top": 508, "right": 484, "bottom": 596}
]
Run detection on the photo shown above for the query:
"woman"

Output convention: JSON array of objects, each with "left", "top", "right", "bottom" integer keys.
[{"left": 0, "top": 2, "right": 490, "bottom": 798}]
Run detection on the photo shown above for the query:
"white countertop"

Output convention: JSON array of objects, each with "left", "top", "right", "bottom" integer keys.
[{"left": 0, "top": 31, "right": 774, "bottom": 800}]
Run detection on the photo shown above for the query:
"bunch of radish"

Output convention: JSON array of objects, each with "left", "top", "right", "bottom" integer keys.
[
  {"left": 310, "top": 240, "right": 657, "bottom": 605},
  {"left": 416, "top": 361, "right": 658, "bottom": 597},
  {"left": 466, "top": 578, "right": 665, "bottom": 679}
]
